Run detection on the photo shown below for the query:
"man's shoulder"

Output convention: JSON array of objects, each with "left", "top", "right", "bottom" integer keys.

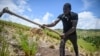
[
  {"left": 71, "top": 12, "right": 78, "bottom": 16},
  {"left": 70, "top": 12, "right": 78, "bottom": 20}
]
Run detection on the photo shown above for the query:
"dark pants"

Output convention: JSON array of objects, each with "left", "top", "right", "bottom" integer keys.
[{"left": 60, "top": 35, "right": 78, "bottom": 56}]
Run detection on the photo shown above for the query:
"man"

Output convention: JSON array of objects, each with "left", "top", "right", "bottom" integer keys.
[{"left": 42, "top": 3, "right": 79, "bottom": 56}]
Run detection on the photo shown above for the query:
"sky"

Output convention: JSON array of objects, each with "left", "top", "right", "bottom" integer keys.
[{"left": 0, "top": 0, "right": 100, "bottom": 29}]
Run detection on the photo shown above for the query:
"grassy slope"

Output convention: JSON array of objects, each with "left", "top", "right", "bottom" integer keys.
[
  {"left": 78, "top": 39, "right": 97, "bottom": 52},
  {"left": 56, "top": 29, "right": 100, "bottom": 52},
  {"left": 0, "top": 20, "right": 37, "bottom": 56},
  {"left": 0, "top": 19, "right": 30, "bottom": 31},
  {"left": 0, "top": 19, "right": 99, "bottom": 53},
  {"left": 77, "top": 30, "right": 100, "bottom": 52}
]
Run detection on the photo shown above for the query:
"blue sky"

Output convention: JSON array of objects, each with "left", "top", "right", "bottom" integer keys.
[{"left": 0, "top": 0, "right": 100, "bottom": 29}]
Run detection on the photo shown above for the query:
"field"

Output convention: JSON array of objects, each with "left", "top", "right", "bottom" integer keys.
[{"left": 0, "top": 19, "right": 100, "bottom": 56}]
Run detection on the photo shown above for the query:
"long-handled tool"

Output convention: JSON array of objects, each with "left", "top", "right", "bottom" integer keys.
[{"left": 0, "top": 7, "right": 61, "bottom": 36}]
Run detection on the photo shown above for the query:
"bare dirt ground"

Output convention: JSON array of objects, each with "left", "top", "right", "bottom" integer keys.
[{"left": 36, "top": 47, "right": 74, "bottom": 56}]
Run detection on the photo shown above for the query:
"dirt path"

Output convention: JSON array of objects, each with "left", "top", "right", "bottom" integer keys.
[{"left": 36, "top": 47, "right": 73, "bottom": 56}]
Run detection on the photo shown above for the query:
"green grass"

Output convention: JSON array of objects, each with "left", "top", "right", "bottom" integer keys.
[
  {"left": 0, "top": 36, "right": 9, "bottom": 56},
  {"left": 0, "top": 19, "right": 100, "bottom": 55},
  {"left": 0, "top": 19, "right": 30, "bottom": 31},
  {"left": 16, "top": 31, "right": 38, "bottom": 56},
  {"left": 0, "top": 24, "right": 10, "bottom": 56},
  {"left": 43, "top": 28, "right": 60, "bottom": 39},
  {"left": 41, "top": 27, "right": 100, "bottom": 53},
  {"left": 0, "top": 19, "right": 37, "bottom": 56},
  {"left": 78, "top": 39, "right": 97, "bottom": 52}
]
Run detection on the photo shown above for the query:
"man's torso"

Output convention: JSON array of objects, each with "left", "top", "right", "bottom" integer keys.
[{"left": 58, "top": 12, "right": 78, "bottom": 35}]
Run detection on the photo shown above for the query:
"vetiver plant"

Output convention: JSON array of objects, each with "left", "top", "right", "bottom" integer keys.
[
  {"left": 0, "top": 24, "right": 10, "bottom": 56},
  {"left": 0, "top": 36, "right": 9, "bottom": 56},
  {"left": 16, "top": 30, "right": 38, "bottom": 56}
]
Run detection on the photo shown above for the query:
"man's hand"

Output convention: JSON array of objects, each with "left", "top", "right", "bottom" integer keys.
[
  {"left": 60, "top": 33, "right": 69, "bottom": 39},
  {"left": 60, "top": 33, "right": 66, "bottom": 39},
  {"left": 40, "top": 24, "right": 47, "bottom": 28}
]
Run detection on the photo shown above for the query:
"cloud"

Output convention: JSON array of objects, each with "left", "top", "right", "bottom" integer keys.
[
  {"left": 33, "top": 12, "right": 53, "bottom": 24},
  {"left": 0, "top": 0, "right": 99, "bottom": 29},
  {"left": 0, "top": 0, "right": 33, "bottom": 27},
  {"left": 0, "top": 0, "right": 18, "bottom": 12},
  {"left": 77, "top": 11, "right": 100, "bottom": 29},
  {"left": 33, "top": 12, "right": 63, "bottom": 29},
  {"left": 0, "top": 0, "right": 31, "bottom": 14},
  {"left": 16, "top": 0, "right": 32, "bottom": 13},
  {"left": 81, "top": 0, "right": 94, "bottom": 10},
  {"left": 95, "top": 19, "right": 100, "bottom": 29},
  {"left": 0, "top": 0, "right": 54, "bottom": 28},
  {"left": 42, "top": 12, "right": 53, "bottom": 23},
  {"left": 50, "top": 11, "right": 100, "bottom": 29},
  {"left": 52, "top": 21, "right": 62, "bottom": 29}
]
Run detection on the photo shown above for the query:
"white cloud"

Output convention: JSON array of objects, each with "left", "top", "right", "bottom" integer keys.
[
  {"left": 0, "top": 0, "right": 18, "bottom": 12},
  {"left": 27, "top": 8, "right": 32, "bottom": 12},
  {"left": 33, "top": 12, "right": 63, "bottom": 29},
  {"left": 33, "top": 12, "right": 53, "bottom": 24},
  {"left": 81, "top": 0, "right": 94, "bottom": 10},
  {"left": 0, "top": 0, "right": 55, "bottom": 28},
  {"left": 43, "top": 12, "right": 53, "bottom": 23},
  {"left": 0, "top": 0, "right": 31, "bottom": 13},
  {"left": 95, "top": 19, "right": 100, "bottom": 29},
  {"left": 52, "top": 21, "right": 62, "bottom": 29},
  {"left": 77, "top": 11, "right": 100, "bottom": 29},
  {"left": 0, "top": 0, "right": 99, "bottom": 30},
  {"left": 0, "top": 0, "right": 34, "bottom": 27},
  {"left": 32, "top": 12, "right": 62, "bottom": 29},
  {"left": 16, "top": 0, "right": 32, "bottom": 13}
]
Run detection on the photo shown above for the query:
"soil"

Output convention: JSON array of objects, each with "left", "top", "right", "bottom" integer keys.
[{"left": 36, "top": 47, "right": 74, "bottom": 56}]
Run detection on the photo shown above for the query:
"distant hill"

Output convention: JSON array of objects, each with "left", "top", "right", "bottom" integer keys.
[
  {"left": 55, "top": 28, "right": 100, "bottom": 32},
  {"left": 77, "top": 29, "right": 100, "bottom": 31}
]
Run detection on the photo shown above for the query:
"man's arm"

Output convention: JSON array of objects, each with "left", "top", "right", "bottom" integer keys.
[
  {"left": 65, "top": 20, "right": 78, "bottom": 36},
  {"left": 43, "top": 19, "right": 60, "bottom": 27}
]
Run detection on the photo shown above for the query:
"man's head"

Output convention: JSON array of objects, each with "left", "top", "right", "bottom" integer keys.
[{"left": 63, "top": 3, "right": 71, "bottom": 14}]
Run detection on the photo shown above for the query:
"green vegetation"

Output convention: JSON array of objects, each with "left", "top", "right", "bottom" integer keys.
[
  {"left": 16, "top": 31, "right": 38, "bottom": 56},
  {"left": 55, "top": 29, "right": 100, "bottom": 52},
  {"left": 0, "top": 19, "right": 30, "bottom": 31},
  {"left": 0, "top": 19, "right": 37, "bottom": 56},
  {"left": 83, "top": 36, "right": 100, "bottom": 48},
  {"left": 0, "top": 25, "right": 9, "bottom": 56},
  {"left": 0, "top": 36, "right": 9, "bottom": 56},
  {"left": 0, "top": 19, "right": 100, "bottom": 56},
  {"left": 77, "top": 30, "right": 100, "bottom": 51},
  {"left": 43, "top": 28, "right": 60, "bottom": 40},
  {"left": 78, "top": 39, "right": 97, "bottom": 52}
]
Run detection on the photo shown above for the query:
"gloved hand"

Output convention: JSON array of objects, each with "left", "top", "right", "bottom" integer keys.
[
  {"left": 60, "top": 33, "right": 66, "bottom": 39},
  {"left": 40, "top": 24, "right": 47, "bottom": 28}
]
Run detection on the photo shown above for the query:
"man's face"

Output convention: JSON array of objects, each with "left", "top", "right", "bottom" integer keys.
[{"left": 63, "top": 7, "right": 70, "bottom": 14}]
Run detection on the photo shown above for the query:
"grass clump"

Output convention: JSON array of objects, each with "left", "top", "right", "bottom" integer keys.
[
  {"left": 0, "top": 36, "right": 9, "bottom": 56},
  {"left": 16, "top": 31, "right": 38, "bottom": 56}
]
